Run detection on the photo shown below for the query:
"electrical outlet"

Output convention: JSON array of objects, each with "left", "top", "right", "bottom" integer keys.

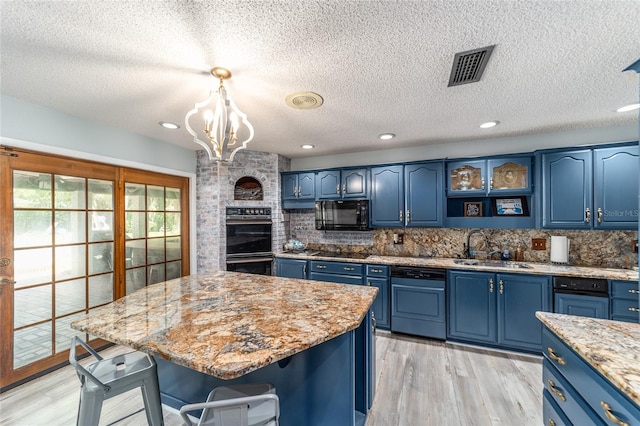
[
  {"left": 393, "top": 233, "right": 404, "bottom": 244},
  {"left": 531, "top": 238, "right": 546, "bottom": 250}
]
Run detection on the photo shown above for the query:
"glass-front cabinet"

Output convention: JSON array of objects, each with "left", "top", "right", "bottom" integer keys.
[{"left": 447, "top": 157, "right": 532, "bottom": 197}]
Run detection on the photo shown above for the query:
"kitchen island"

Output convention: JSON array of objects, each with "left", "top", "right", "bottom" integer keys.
[{"left": 71, "top": 271, "right": 378, "bottom": 426}]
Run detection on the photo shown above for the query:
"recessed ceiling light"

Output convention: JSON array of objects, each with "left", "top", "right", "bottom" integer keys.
[
  {"left": 378, "top": 133, "right": 395, "bottom": 140},
  {"left": 159, "top": 121, "right": 180, "bottom": 130},
  {"left": 301, "top": 144, "right": 315, "bottom": 149},
  {"left": 616, "top": 103, "right": 640, "bottom": 113},
  {"left": 480, "top": 121, "right": 499, "bottom": 129}
]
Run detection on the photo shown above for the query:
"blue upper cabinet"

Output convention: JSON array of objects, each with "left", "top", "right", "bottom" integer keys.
[
  {"left": 370, "top": 165, "right": 404, "bottom": 227},
  {"left": 316, "top": 168, "right": 368, "bottom": 199},
  {"left": 593, "top": 145, "right": 639, "bottom": 229},
  {"left": 540, "top": 144, "right": 638, "bottom": 230},
  {"left": 282, "top": 171, "right": 316, "bottom": 209},
  {"left": 405, "top": 162, "right": 444, "bottom": 227},
  {"left": 447, "top": 157, "right": 532, "bottom": 197},
  {"left": 370, "top": 162, "right": 444, "bottom": 227},
  {"left": 541, "top": 149, "right": 593, "bottom": 229}
]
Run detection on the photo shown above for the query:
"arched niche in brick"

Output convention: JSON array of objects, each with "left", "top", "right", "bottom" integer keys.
[{"left": 234, "top": 176, "right": 263, "bottom": 200}]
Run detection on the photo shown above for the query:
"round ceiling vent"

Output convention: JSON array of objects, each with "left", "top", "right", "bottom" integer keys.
[{"left": 285, "top": 92, "right": 324, "bottom": 109}]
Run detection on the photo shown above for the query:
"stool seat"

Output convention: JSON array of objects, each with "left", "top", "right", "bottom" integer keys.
[
  {"left": 180, "top": 383, "right": 279, "bottom": 426},
  {"left": 69, "top": 336, "right": 164, "bottom": 426}
]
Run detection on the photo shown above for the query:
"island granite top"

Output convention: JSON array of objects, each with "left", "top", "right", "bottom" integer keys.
[
  {"left": 71, "top": 271, "right": 377, "bottom": 379},
  {"left": 277, "top": 252, "right": 638, "bottom": 281},
  {"left": 536, "top": 312, "right": 640, "bottom": 407}
]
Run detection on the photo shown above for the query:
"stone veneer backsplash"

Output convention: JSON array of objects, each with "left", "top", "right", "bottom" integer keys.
[{"left": 287, "top": 211, "right": 638, "bottom": 269}]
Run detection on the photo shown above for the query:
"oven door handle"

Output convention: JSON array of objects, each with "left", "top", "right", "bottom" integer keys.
[
  {"left": 226, "top": 257, "right": 274, "bottom": 264},
  {"left": 226, "top": 220, "right": 273, "bottom": 226}
]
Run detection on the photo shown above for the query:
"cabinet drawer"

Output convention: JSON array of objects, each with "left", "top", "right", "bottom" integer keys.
[
  {"left": 610, "top": 280, "right": 639, "bottom": 300},
  {"left": 543, "top": 360, "right": 604, "bottom": 425},
  {"left": 310, "top": 261, "right": 363, "bottom": 276},
  {"left": 543, "top": 389, "right": 572, "bottom": 426},
  {"left": 543, "top": 328, "right": 640, "bottom": 425},
  {"left": 611, "top": 298, "right": 640, "bottom": 321},
  {"left": 310, "top": 272, "right": 363, "bottom": 286},
  {"left": 366, "top": 264, "right": 389, "bottom": 277}
]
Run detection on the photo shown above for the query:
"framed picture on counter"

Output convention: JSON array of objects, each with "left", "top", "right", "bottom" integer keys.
[
  {"left": 463, "top": 201, "right": 483, "bottom": 217},
  {"left": 492, "top": 196, "right": 529, "bottom": 216}
]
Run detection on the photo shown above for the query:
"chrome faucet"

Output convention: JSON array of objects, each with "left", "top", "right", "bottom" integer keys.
[{"left": 464, "top": 229, "right": 490, "bottom": 259}]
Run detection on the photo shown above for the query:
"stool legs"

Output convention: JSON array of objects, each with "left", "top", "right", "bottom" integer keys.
[
  {"left": 141, "top": 373, "right": 164, "bottom": 426},
  {"left": 76, "top": 390, "right": 104, "bottom": 426}
]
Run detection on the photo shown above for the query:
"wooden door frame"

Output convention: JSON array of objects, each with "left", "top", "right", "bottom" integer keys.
[{"left": 0, "top": 146, "right": 190, "bottom": 390}]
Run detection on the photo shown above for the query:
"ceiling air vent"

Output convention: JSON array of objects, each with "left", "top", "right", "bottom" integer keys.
[{"left": 448, "top": 45, "right": 495, "bottom": 87}]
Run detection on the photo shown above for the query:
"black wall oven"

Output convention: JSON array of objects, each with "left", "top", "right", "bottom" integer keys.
[{"left": 226, "top": 207, "right": 273, "bottom": 275}]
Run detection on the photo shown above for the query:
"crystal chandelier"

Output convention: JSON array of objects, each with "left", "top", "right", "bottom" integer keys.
[{"left": 185, "top": 67, "right": 254, "bottom": 162}]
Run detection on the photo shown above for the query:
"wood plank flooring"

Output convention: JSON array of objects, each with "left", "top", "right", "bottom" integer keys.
[{"left": 0, "top": 332, "right": 542, "bottom": 425}]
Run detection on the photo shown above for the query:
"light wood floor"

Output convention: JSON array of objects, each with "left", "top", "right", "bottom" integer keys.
[{"left": 0, "top": 332, "right": 542, "bottom": 425}]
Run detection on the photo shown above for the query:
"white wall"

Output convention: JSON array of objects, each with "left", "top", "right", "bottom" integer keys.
[
  {"left": 291, "top": 124, "right": 639, "bottom": 170},
  {"left": 1, "top": 94, "right": 196, "bottom": 173}
]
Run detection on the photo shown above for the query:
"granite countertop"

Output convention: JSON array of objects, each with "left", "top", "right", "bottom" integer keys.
[
  {"left": 71, "top": 271, "right": 378, "bottom": 379},
  {"left": 276, "top": 252, "right": 639, "bottom": 281},
  {"left": 536, "top": 312, "right": 640, "bottom": 407}
]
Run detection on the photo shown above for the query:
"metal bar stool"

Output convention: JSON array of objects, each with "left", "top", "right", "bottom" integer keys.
[
  {"left": 69, "top": 336, "right": 164, "bottom": 426},
  {"left": 180, "top": 383, "right": 279, "bottom": 426}
]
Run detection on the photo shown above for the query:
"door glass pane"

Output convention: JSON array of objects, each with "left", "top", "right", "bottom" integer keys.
[
  {"left": 126, "top": 267, "right": 146, "bottom": 294},
  {"left": 126, "top": 240, "right": 146, "bottom": 267},
  {"left": 14, "top": 285, "right": 52, "bottom": 328},
  {"left": 14, "top": 211, "right": 52, "bottom": 248},
  {"left": 148, "top": 265, "right": 165, "bottom": 285},
  {"left": 166, "top": 187, "right": 181, "bottom": 211},
  {"left": 89, "top": 242, "right": 113, "bottom": 275},
  {"left": 89, "top": 274, "right": 113, "bottom": 308},
  {"left": 55, "top": 175, "right": 85, "bottom": 209},
  {"left": 166, "top": 261, "right": 181, "bottom": 280},
  {"left": 167, "top": 237, "right": 181, "bottom": 261},
  {"left": 14, "top": 247, "right": 52, "bottom": 288},
  {"left": 55, "top": 279, "right": 86, "bottom": 316},
  {"left": 165, "top": 212, "right": 181, "bottom": 236},
  {"left": 126, "top": 212, "right": 146, "bottom": 239},
  {"left": 13, "top": 171, "right": 52, "bottom": 209},
  {"left": 55, "top": 314, "right": 86, "bottom": 353},
  {"left": 88, "top": 179, "right": 113, "bottom": 210},
  {"left": 147, "top": 212, "right": 165, "bottom": 237},
  {"left": 147, "top": 238, "right": 165, "bottom": 264},
  {"left": 89, "top": 211, "right": 113, "bottom": 242},
  {"left": 54, "top": 211, "right": 86, "bottom": 244},
  {"left": 55, "top": 245, "right": 86, "bottom": 281},
  {"left": 147, "top": 186, "right": 164, "bottom": 211},
  {"left": 14, "top": 322, "right": 52, "bottom": 369},
  {"left": 125, "top": 183, "right": 145, "bottom": 210}
]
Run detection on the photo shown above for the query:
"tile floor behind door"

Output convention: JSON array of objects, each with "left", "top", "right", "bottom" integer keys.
[{"left": 0, "top": 331, "right": 542, "bottom": 426}]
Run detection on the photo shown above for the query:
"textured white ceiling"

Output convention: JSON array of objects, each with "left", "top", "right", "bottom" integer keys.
[{"left": 1, "top": 1, "right": 639, "bottom": 159}]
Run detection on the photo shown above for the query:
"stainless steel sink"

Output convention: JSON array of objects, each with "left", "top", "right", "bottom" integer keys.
[{"left": 453, "top": 259, "right": 532, "bottom": 269}]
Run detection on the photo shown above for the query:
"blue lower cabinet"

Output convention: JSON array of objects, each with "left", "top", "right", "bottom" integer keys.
[
  {"left": 366, "top": 265, "right": 390, "bottom": 330},
  {"left": 276, "top": 258, "right": 308, "bottom": 279},
  {"left": 543, "top": 389, "right": 572, "bottom": 426},
  {"left": 610, "top": 280, "right": 639, "bottom": 323},
  {"left": 554, "top": 293, "right": 609, "bottom": 319},
  {"left": 448, "top": 271, "right": 551, "bottom": 352}
]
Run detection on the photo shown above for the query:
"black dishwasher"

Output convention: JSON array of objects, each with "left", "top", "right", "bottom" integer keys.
[{"left": 391, "top": 266, "right": 446, "bottom": 339}]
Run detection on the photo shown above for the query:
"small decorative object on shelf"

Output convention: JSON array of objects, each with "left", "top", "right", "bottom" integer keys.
[{"left": 464, "top": 201, "right": 483, "bottom": 217}]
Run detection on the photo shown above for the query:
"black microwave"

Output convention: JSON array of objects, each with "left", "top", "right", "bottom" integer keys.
[{"left": 315, "top": 200, "right": 370, "bottom": 231}]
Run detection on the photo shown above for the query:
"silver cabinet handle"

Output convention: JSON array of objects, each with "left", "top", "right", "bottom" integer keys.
[
  {"left": 489, "top": 279, "right": 494, "bottom": 293},
  {"left": 629, "top": 289, "right": 639, "bottom": 294},
  {"left": 316, "top": 265, "right": 327, "bottom": 269},
  {"left": 336, "top": 184, "right": 340, "bottom": 194},
  {"left": 406, "top": 210, "right": 411, "bottom": 223},
  {"left": 628, "top": 307, "right": 639, "bottom": 312},
  {"left": 490, "top": 176, "right": 494, "bottom": 190},
  {"left": 343, "top": 267, "right": 355, "bottom": 271},
  {"left": 585, "top": 207, "right": 591, "bottom": 222},
  {"left": 342, "top": 184, "right": 346, "bottom": 194},
  {"left": 499, "top": 279, "right": 504, "bottom": 294},
  {"left": 597, "top": 207, "right": 603, "bottom": 223},
  {"left": 481, "top": 177, "right": 485, "bottom": 190},
  {"left": 399, "top": 210, "right": 403, "bottom": 222}
]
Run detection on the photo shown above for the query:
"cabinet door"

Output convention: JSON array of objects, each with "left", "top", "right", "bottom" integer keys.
[
  {"left": 593, "top": 145, "right": 639, "bottom": 229},
  {"left": 497, "top": 273, "right": 551, "bottom": 352},
  {"left": 542, "top": 150, "right": 593, "bottom": 229},
  {"left": 297, "top": 172, "right": 316, "bottom": 200},
  {"left": 342, "top": 168, "right": 368, "bottom": 198},
  {"left": 316, "top": 170, "right": 341, "bottom": 199},
  {"left": 447, "top": 160, "right": 487, "bottom": 196},
  {"left": 554, "top": 294, "right": 609, "bottom": 319},
  {"left": 282, "top": 173, "right": 299, "bottom": 200},
  {"left": 367, "top": 276, "right": 389, "bottom": 329},
  {"left": 370, "top": 165, "right": 404, "bottom": 227},
  {"left": 276, "top": 258, "right": 308, "bottom": 279},
  {"left": 487, "top": 157, "right": 532, "bottom": 195},
  {"left": 447, "top": 271, "right": 496, "bottom": 343},
  {"left": 405, "top": 162, "right": 444, "bottom": 227}
]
